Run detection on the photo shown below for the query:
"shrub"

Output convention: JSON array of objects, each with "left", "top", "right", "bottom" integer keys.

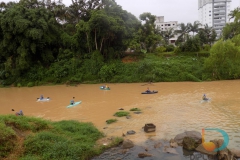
[
  {"left": 27, "top": 82, "right": 34, "bottom": 87},
  {"left": 130, "top": 108, "right": 141, "bottom": 111},
  {"left": 155, "top": 46, "right": 166, "bottom": 53},
  {"left": 106, "top": 119, "right": 117, "bottom": 124},
  {"left": 114, "top": 111, "right": 130, "bottom": 117}
]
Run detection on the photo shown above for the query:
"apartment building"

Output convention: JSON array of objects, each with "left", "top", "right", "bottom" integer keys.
[
  {"left": 198, "top": 0, "right": 231, "bottom": 38},
  {"left": 155, "top": 16, "right": 179, "bottom": 44}
]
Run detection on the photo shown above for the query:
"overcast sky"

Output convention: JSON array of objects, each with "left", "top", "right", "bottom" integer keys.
[
  {"left": 1, "top": 0, "right": 239, "bottom": 24},
  {"left": 114, "top": 0, "right": 240, "bottom": 24}
]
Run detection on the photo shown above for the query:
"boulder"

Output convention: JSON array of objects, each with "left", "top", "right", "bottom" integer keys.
[
  {"left": 122, "top": 139, "right": 134, "bottom": 149},
  {"left": 174, "top": 131, "right": 202, "bottom": 144},
  {"left": 182, "top": 137, "right": 198, "bottom": 151}
]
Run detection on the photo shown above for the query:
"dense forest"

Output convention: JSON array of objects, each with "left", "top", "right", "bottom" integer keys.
[{"left": 0, "top": 0, "right": 240, "bottom": 87}]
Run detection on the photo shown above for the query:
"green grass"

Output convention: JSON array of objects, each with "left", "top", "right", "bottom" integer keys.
[
  {"left": 114, "top": 111, "right": 130, "bottom": 117},
  {"left": 106, "top": 119, "right": 117, "bottom": 124},
  {"left": 0, "top": 115, "right": 122, "bottom": 160},
  {"left": 130, "top": 108, "right": 141, "bottom": 111}
]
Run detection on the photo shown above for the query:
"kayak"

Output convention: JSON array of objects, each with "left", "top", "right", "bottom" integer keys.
[
  {"left": 66, "top": 101, "right": 82, "bottom": 108},
  {"left": 37, "top": 98, "right": 50, "bottom": 102},
  {"left": 141, "top": 91, "right": 158, "bottom": 94},
  {"left": 201, "top": 98, "right": 211, "bottom": 103},
  {"left": 100, "top": 86, "right": 110, "bottom": 90}
]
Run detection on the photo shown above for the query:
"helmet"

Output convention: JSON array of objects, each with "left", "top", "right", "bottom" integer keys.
[{"left": 203, "top": 94, "right": 206, "bottom": 96}]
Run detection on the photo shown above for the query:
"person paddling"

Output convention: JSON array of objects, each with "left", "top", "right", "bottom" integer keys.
[
  {"left": 146, "top": 87, "right": 150, "bottom": 92},
  {"left": 70, "top": 97, "right": 75, "bottom": 105},
  {"left": 202, "top": 94, "right": 208, "bottom": 100}
]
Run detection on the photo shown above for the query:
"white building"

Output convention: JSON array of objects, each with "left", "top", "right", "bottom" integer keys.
[
  {"left": 155, "top": 16, "right": 179, "bottom": 44},
  {"left": 198, "top": 0, "right": 232, "bottom": 38}
]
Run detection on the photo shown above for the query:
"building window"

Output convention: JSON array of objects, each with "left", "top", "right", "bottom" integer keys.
[{"left": 209, "top": 14, "right": 211, "bottom": 16}]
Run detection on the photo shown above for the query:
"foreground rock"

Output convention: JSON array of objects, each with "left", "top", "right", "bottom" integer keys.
[
  {"left": 127, "top": 130, "right": 136, "bottom": 135},
  {"left": 230, "top": 149, "right": 240, "bottom": 158},
  {"left": 122, "top": 139, "right": 134, "bottom": 149},
  {"left": 138, "top": 152, "right": 152, "bottom": 158},
  {"left": 169, "top": 139, "right": 178, "bottom": 148},
  {"left": 174, "top": 130, "right": 202, "bottom": 145},
  {"left": 183, "top": 137, "right": 200, "bottom": 151}
]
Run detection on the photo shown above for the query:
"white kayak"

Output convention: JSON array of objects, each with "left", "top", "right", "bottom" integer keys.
[
  {"left": 37, "top": 98, "right": 50, "bottom": 102},
  {"left": 66, "top": 101, "right": 82, "bottom": 108}
]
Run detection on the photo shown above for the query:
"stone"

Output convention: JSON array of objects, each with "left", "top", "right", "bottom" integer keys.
[
  {"left": 126, "top": 115, "right": 131, "bottom": 119},
  {"left": 230, "top": 149, "right": 240, "bottom": 158},
  {"left": 169, "top": 139, "right": 178, "bottom": 148},
  {"left": 121, "top": 149, "right": 129, "bottom": 154},
  {"left": 122, "top": 139, "right": 134, "bottom": 149},
  {"left": 127, "top": 130, "right": 136, "bottom": 135},
  {"left": 195, "top": 144, "right": 217, "bottom": 156},
  {"left": 164, "top": 148, "right": 179, "bottom": 155},
  {"left": 182, "top": 137, "right": 198, "bottom": 151},
  {"left": 154, "top": 142, "right": 162, "bottom": 148},
  {"left": 174, "top": 131, "right": 202, "bottom": 144},
  {"left": 138, "top": 152, "right": 152, "bottom": 158},
  {"left": 134, "top": 111, "right": 142, "bottom": 114}
]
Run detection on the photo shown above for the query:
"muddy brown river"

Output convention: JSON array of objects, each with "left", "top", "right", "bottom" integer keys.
[{"left": 1, "top": 80, "right": 240, "bottom": 150}]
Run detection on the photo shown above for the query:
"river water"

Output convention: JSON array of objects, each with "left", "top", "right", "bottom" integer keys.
[{"left": 1, "top": 80, "right": 240, "bottom": 151}]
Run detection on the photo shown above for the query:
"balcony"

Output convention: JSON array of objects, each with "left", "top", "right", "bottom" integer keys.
[{"left": 214, "top": 10, "right": 226, "bottom": 14}]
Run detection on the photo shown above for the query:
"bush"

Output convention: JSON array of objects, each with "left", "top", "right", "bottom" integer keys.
[
  {"left": 27, "top": 82, "right": 34, "bottom": 87},
  {"left": 174, "top": 47, "right": 181, "bottom": 53},
  {"left": 130, "top": 108, "right": 141, "bottom": 111},
  {"left": 114, "top": 111, "right": 130, "bottom": 117},
  {"left": 165, "top": 45, "right": 175, "bottom": 52},
  {"left": 106, "top": 119, "right": 117, "bottom": 124},
  {"left": 155, "top": 46, "right": 166, "bottom": 53},
  {"left": 203, "top": 44, "right": 211, "bottom": 51}
]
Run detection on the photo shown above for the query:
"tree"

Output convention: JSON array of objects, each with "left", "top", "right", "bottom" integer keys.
[
  {"left": 189, "top": 21, "right": 201, "bottom": 36},
  {"left": 138, "top": 12, "right": 162, "bottom": 53},
  {"left": 222, "top": 8, "right": 240, "bottom": 40},
  {"left": 0, "top": 1, "right": 61, "bottom": 77},
  {"left": 197, "top": 24, "right": 216, "bottom": 46},
  {"left": 176, "top": 23, "right": 191, "bottom": 44},
  {"left": 204, "top": 39, "right": 240, "bottom": 80},
  {"left": 159, "top": 28, "right": 176, "bottom": 45}
]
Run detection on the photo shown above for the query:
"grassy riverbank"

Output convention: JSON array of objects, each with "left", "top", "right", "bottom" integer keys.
[
  {"left": 0, "top": 115, "right": 122, "bottom": 160},
  {"left": 1, "top": 52, "right": 210, "bottom": 87}
]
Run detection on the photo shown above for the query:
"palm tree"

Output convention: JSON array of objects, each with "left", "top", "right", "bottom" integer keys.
[
  {"left": 159, "top": 28, "right": 176, "bottom": 45},
  {"left": 189, "top": 21, "right": 201, "bottom": 36},
  {"left": 228, "top": 7, "right": 240, "bottom": 22},
  {"left": 176, "top": 23, "right": 191, "bottom": 43}
]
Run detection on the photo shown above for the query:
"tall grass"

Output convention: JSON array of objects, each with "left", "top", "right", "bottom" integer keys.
[{"left": 0, "top": 115, "right": 120, "bottom": 160}]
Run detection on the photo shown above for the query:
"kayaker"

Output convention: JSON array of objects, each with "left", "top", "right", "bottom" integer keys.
[
  {"left": 146, "top": 87, "right": 150, "bottom": 92},
  {"left": 202, "top": 94, "right": 208, "bottom": 100},
  {"left": 70, "top": 97, "right": 75, "bottom": 105},
  {"left": 40, "top": 95, "right": 44, "bottom": 100},
  {"left": 16, "top": 110, "right": 24, "bottom": 116}
]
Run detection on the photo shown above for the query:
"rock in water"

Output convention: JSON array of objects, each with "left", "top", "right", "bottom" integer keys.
[{"left": 122, "top": 139, "right": 134, "bottom": 149}]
